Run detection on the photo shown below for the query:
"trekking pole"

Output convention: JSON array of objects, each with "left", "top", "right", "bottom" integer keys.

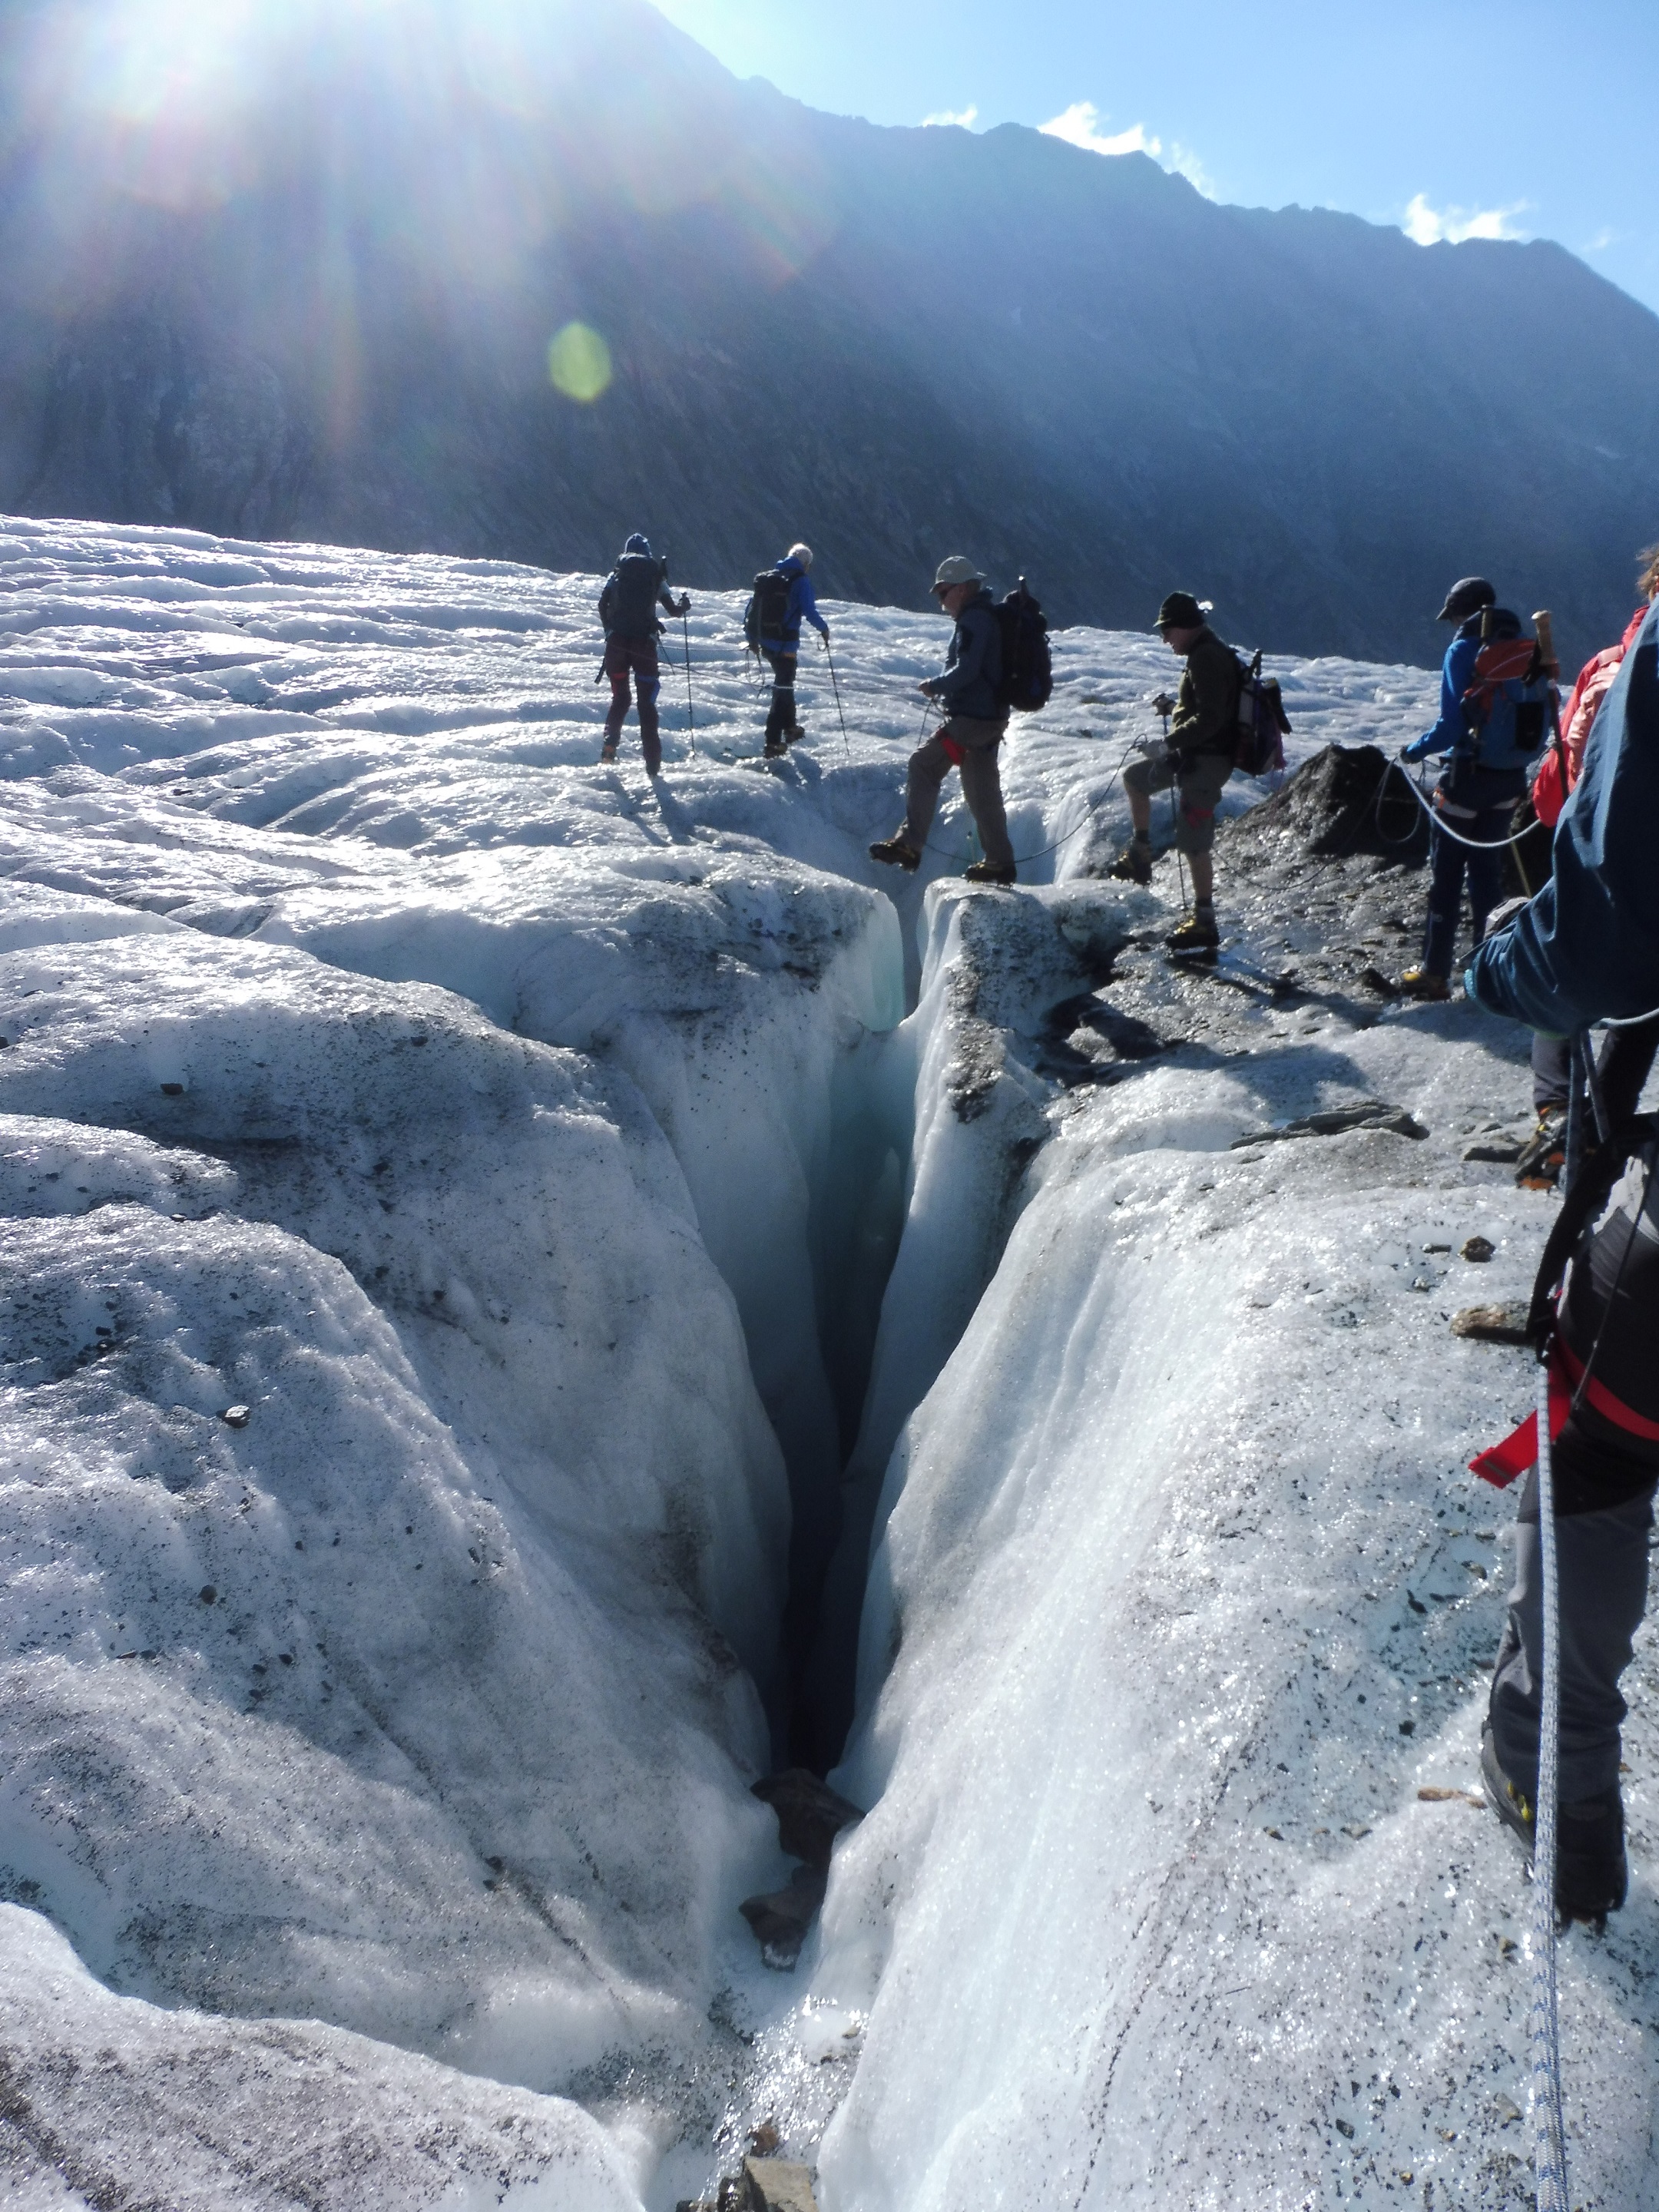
[
  {"left": 822, "top": 634, "right": 852, "bottom": 760},
  {"left": 680, "top": 610, "right": 695, "bottom": 756}
]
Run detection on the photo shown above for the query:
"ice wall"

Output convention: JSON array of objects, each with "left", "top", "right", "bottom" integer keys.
[{"left": 811, "top": 980, "right": 1659, "bottom": 2207}]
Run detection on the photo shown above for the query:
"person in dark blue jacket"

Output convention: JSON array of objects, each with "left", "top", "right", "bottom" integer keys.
[
  {"left": 1397, "top": 576, "right": 1539, "bottom": 998},
  {"left": 753, "top": 542, "right": 830, "bottom": 757},
  {"left": 869, "top": 555, "right": 1016, "bottom": 884},
  {"left": 1468, "top": 598, "right": 1659, "bottom": 1032},
  {"left": 1464, "top": 597, "right": 1659, "bottom": 1922},
  {"left": 598, "top": 534, "right": 688, "bottom": 775}
]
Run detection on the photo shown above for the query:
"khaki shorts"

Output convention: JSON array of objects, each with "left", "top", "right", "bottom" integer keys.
[{"left": 1124, "top": 745, "right": 1233, "bottom": 856}]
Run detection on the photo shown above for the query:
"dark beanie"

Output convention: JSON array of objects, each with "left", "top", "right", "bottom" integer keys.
[{"left": 624, "top": 534, "right": 651, "bottom": 557}]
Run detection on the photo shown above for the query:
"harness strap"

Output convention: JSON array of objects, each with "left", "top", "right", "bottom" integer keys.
[
  {"left": 1471, "top": 1356, "right": 1571, "bottom": 1488},
  {"left": 939, "top": 734, "right": 965, "bottom": 767},
  {"left": 1557, "top": 1339, "right": 1659, "bottom": 1443}
]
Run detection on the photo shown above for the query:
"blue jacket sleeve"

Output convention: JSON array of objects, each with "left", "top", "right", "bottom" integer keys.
[
  {"left": 791, "top": 573, "right": 827, "bottom": 637},
  {"left": 1467, "top": 604, "right": 1659, "bottom": 1031},
  {"left": 1404, "top": 634, "right": 1479, "bottom": 760}
]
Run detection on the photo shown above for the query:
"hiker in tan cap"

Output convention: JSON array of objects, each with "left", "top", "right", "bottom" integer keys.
[{"left": 869, "top": 556, "right": 1016, "bottom": 886}]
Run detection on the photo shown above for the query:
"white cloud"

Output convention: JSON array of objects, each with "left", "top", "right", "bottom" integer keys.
[
  {"left": 1167, "top": 141, "right": 1217, "bottom": 200},
  {"left": 1039, "top": 101, "right": 1161, "bottom": 160},
  {"left": 1403, "top": 192, "right": 1529, "bottom": 247},
  {"left": 1584, "top": 227, "right": 1617, "bottom": 253},
  {"left": 922, "top": 104, "right": 979, "bottom": 129}
]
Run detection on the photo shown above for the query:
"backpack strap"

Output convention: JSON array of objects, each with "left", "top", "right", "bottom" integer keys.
[{"left": 1525, "top": 1113, "right": 1657, "bottom": 1349}]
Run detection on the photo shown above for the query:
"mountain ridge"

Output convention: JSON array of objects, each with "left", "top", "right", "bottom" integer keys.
[{"left": 1, "top": 0, "right": 1654, "bottom": 666}]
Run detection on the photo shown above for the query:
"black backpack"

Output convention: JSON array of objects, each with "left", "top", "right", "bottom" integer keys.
[
  {"left": 744, "top": 568, "right": 793, "bottom": 651},
  {"left": 1231, "top": 647, "right": 1291, "bottom": 776},
  {"left": 992, "top": 578, "right": 1053, "bottom": 714},
  {"left": 610, "top": 553, "right": 667, "bottom": 637}
]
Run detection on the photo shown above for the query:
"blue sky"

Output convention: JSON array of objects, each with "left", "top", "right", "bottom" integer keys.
[{"left": 650, "top": 0, "right": 1659, "bottom": 316}]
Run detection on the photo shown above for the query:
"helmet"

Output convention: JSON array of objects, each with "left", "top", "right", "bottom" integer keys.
[{"left": 1436, "top": 576, "right": 1495, "bottom": 622}]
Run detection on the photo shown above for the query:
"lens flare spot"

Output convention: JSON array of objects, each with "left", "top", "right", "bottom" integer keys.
[{"left": 548, "top": 323, "right": 612, "bottom": 404}]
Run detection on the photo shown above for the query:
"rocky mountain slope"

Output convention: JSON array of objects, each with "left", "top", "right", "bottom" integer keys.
[{"left": 3, "top": 0, "right": 1657, "bottom": 666}]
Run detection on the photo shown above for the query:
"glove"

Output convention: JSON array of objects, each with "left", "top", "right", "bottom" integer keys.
[
  {"left": 819, "top": 623, "right": 830, "bottom": 644},
  {"left": 674, "top": 595, "right": 690, "bottom": 617},
  {"left": 1400, "top": 733, "right": 1437, "bottom": 763}
]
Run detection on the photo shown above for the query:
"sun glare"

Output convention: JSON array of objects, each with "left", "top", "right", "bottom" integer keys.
[{"left": 548, "top": 322, "right": 614, "bottom": 403}]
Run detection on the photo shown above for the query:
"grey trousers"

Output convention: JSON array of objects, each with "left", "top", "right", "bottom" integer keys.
[
  {"left": 1488, "top": 1465, "right": 1656, "bottom": 1803},
  {"left": 900, "top": 714, "right": 1014, "bottom": 871},
  {"left": 1532, "top": 1030, "right": 1570, "bottom": 1114}
]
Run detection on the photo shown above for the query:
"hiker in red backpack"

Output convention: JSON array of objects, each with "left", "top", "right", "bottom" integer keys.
[
  {"left": 1396, "top": 577, "right": 1549, "bottom": 1000},
  {"left": 869, "top": 556, "right": 1018, "bottom": 886},
  {"left": 598, "top": 535, "right": 689, "bottom": 777}
]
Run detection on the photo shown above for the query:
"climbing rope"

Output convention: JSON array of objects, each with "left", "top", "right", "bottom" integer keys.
[
  {"left": 1528, "top": 1361, "right": 1570, "bottom": 2212},
  {"left": 1376, "top": 757, "right": 1538, "bottom": 853}
]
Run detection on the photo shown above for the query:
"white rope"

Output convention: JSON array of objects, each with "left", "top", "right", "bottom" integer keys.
[
  {"left": 1528, "top": 1362, "right": 1570, "bottom": 2212},
  {"left": 1389, "top": 758, "right": 1536, "bottom": 852}
]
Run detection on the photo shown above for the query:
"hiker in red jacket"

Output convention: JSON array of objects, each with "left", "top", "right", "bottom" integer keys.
[
  {"left": 1534, "top": 543, "right": 1659, "bottom": 830},
  {"left": 1513, "top": 541, "right": 1659, "bottom": 1189}
]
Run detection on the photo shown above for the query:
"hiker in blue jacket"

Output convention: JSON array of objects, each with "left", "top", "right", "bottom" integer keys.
[
  {"left": 1398, "top": 576, "right": 1541, "bottom": 999},
  {"left": 753, "top": 543, "right": 830, "bottom": 757},
  {"left": 1465, "top": 595, "right": 1659, "bottom": 1925}
]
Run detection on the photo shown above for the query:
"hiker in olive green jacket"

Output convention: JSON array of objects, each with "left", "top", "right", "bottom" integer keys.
[{"left": 1113, "top": 591, "right": 1239, "bottom": 950}]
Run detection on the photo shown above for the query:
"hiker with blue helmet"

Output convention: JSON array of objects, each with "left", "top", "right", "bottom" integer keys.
[
  {"left": 869, "top": 555, "right": 1017, "bottom": 885},
  {"left": 745, "top": 542, "right": 829, "bottom": 757},
  {"left": 1463, "top": 595, "right": 1659, "bottom": 1924},
  {"left": 598, "top": 533, "right": 689, "bottom": 776},
  {"left": 1396, "top": 576, "right": 1545, "bottom": 998}
]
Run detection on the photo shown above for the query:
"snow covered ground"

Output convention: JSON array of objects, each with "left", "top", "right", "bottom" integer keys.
[{"left": 2, "top": 514, "right": 1652, "bottom": 2210}]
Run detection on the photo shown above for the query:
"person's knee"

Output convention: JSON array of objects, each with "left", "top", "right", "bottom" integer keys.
[{"left": 1174, "top": 808, "right": 1216, "bottom": 859}]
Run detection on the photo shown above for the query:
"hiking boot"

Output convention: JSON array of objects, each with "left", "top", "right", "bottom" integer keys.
[
  {"left": 1558, "top": 1790, "right": 1629, "bottom": 1924},
  {"left": 599, "top": 742, "right": 618, "bottom": 765},
  {"left": 1481, "top": 1723, "right": 1533, "bottom": 1850},
  {"left": 869, "top": 837, "right": 920, "bottom": 872},
  {"left": 1399, "top": 966, "right": 1450, "bottom": 1001},
  {"left": 763, "top": 740, "right": 787, "bottom": 759},
  {"left": 1515, "top": 1108, "right": 1567, "bottom": 1190},
  {"left": 786, "top": 724, "right": 807, "bottom": 744},
  {"left": 1166, "top": 909, "right": 1220, "bottom": 953},
  {"left": 963, "top": 860, "right": 1016, "bottom": 886},
  {"left": 1480, "top": 1725, "right": 1628, "bottom": 1926},
  {"left": 1109, "top": 838, "right": 1153, "bottom": 886}
]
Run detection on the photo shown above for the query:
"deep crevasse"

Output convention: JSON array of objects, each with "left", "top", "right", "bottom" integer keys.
[{"left": 5, "top": 517, "right": 1657, "bottom": 2212}]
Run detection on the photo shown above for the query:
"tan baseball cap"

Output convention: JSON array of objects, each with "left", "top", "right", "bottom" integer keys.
[{"left": 932, "top": 555, "right": 986, "bottom": 594}]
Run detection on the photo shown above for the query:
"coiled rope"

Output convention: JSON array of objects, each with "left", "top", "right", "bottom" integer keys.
[{"left": 1528, "top": 1360, "right": 1570, "bottom": 2212}]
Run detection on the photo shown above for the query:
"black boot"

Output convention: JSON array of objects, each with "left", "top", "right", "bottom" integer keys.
[
  {"left": 1480, "top": 1725, "right": 1628, "bottom": 1926},
  {"left": 869, "top": 836, "right": 920, "bottom": 872}
]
